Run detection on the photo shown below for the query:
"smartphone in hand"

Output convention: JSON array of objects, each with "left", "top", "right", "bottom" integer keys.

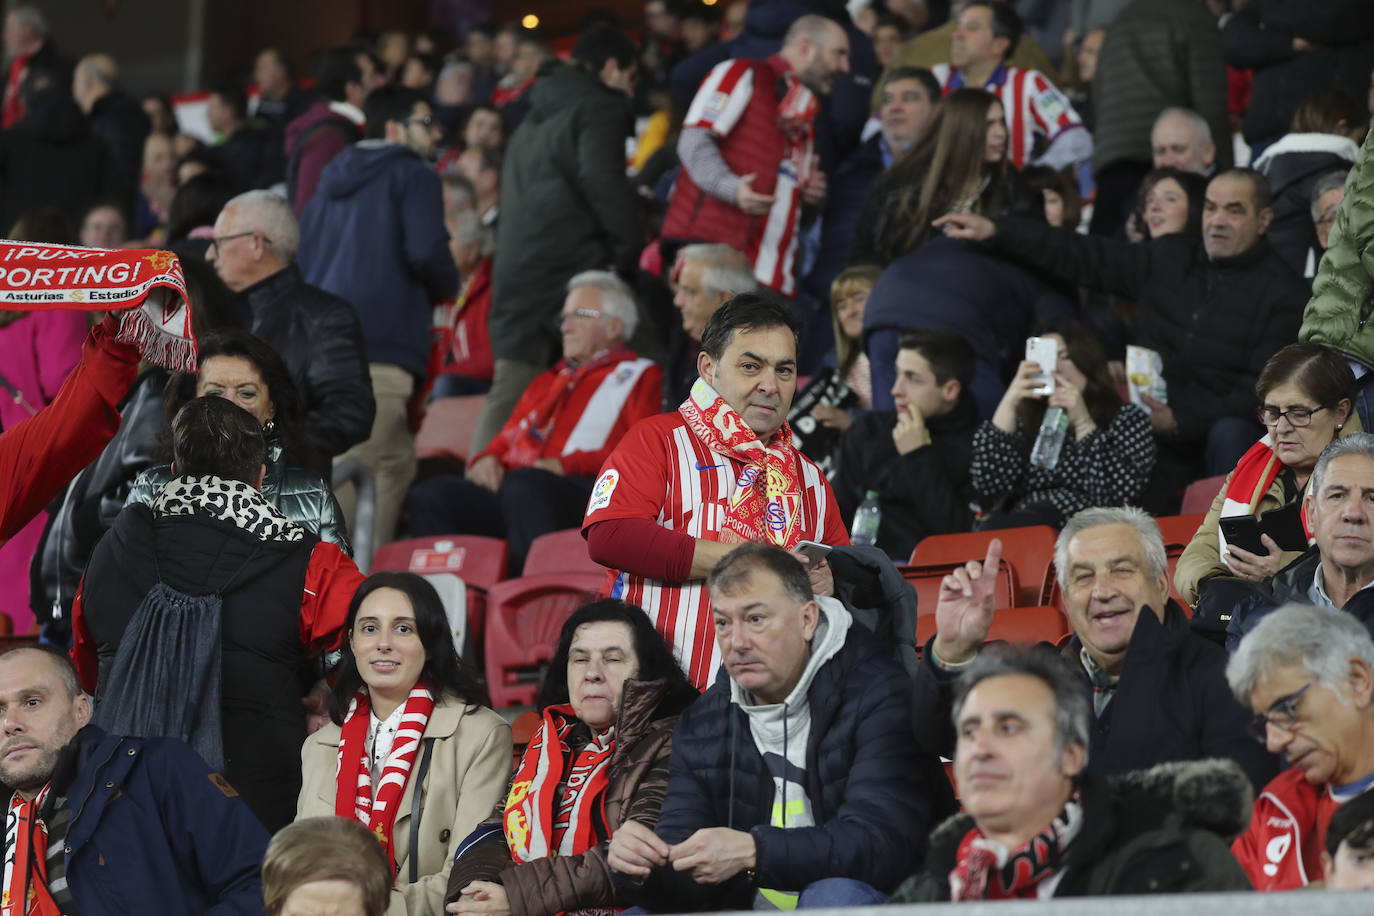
[{"left": 1025, "top": 336, "right": 1058, "bottom": 396}]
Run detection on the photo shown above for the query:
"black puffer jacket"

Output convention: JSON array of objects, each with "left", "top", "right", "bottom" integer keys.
[
  {"left": 1253, "top": 133, "right": 1359, "bottom": 276},
  {"left": 240, "top": 264, "right": 375, "bottom": 461}
]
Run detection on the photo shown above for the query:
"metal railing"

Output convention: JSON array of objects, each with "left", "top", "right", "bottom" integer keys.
[{"left": 331, "top": 457, "right": 377, "bottom": 574}]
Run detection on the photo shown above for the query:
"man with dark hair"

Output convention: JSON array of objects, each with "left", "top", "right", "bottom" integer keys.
[
  {"left": 1325, "top": 787, "right": 1374, "bottom": 889},
  {"left": 584, "top": 294, "right": 849, "bottom": 689},
  {"left": 455, "top": 143, "right": 501, "bottom": 229},
  {"left": 831, "top": 328, "right": 979, "bottom": 561},
  {"left": 72, "top": 397, "right": 363, "bottom": 832},
  {"left": 891, "top": 644, "right": 1254, "bottom": 901},
  {"left": 473, "top": 23, "right": 641, "bottom": 456},
  {"left": 931, "top": 0, "right": 1089, "bottom": 171},
  {"left": 285, "top": 46, "right": 368, "bottom": 215},
  {"left": 253, "top": 47, "right": 312, "bottom": 127},
  {"left": 607, "top": 543, "right": 930, "bottom": 910},
  {"left": 298, "top": 84, "right": 457, "bottom": 546},
  {"left": 0, "top": 645, "right": 272, "bottom": 912},
  {"left": 207, "top": 82, "right": 279, "bottom": 189}
]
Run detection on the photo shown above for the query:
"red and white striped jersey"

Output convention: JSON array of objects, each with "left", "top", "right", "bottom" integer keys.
[
  {"left": 931, "top": 63, "right": 1084, "bottom": 169},
  {"left": 582, "top": 412, "right": 849, "bottom": 690}
]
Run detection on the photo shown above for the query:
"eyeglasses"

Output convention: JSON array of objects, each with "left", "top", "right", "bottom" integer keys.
[
  {"left": 405, "top": 115, "right": 434, "bottom": 128},
  {"left": 1258, "top": 405, "right": 1326, "bottom": 427},
  {"left": 208, "top": 231, "right": 265, "bottom": 256},
  {"left": 1247, "top": 679, "right": 1315, "bottom": 743}
]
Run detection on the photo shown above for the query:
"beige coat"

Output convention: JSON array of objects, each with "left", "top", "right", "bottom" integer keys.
[{"left": 299, "top": 695, "right": 513, "bottom": 916}]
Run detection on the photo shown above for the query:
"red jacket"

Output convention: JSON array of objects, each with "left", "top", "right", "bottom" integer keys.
[
  {"left": 1231, "top": 766, "right": 1336, "bottom": 890},
  {"left": 0, "top": 318, "right": 138, "bottom": 545},
  {"left": 473, "top": 348, "right": 663, "bottom": 478},
  {"left": 429, "top": 256, "right": 494, "bottom": 386}
]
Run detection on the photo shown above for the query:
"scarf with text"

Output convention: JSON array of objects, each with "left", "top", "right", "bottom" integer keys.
[
  {"left": 1218, "top": 435, "right": 1311, "bottom": 554},
  {"left": 2, "top": 787, "right": 57, "bottom": 916},
  {"left": 680, "top": 378, "right": 805, "bottom": 548},
  {"left": 335, "top": 682, "right": 436, "bottom": 877},
  {"left": 948, "top": 793, "right": 1083, "bottom": 901},
  {"left": 504, "top": 705, "right": 615, "bottom": 864},
  {"left": 497, "top": 346, "right": 630, "bottom": 469},
  {"left": 0, "top": 241, "right": 195, "bottom": 371}
]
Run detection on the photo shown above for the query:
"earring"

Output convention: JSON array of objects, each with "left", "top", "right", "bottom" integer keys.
[{"left": 263, "top": 418, "right": 276, "bottom": 435}]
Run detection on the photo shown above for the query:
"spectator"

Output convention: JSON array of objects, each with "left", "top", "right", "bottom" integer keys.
[
  {"left": 972, "top": 319, "right": 1155, "bottom": 528},
  {"left": 298, "top": 572, "right": 511, "bottom": 915},
  {"left": 376, "top": 30, "right": 411, "bottom": 80},
  {"left": 74, "top": 396, "right": 365, "bottom": 832},
  {"left": 666, "top": 242, "right": 755, "bottom": 407},
  {"left": 1024, "top": 164, "right": 1081, "bottom": 230},
  {"left": 298, "top": 85, "right": 458, "bottom": 546},
  {"left": 77, "top": 199, "right": 129, "bottom": 248},
  {"left": 492, "top": 35, "right": 552, "bottom": 127},
  {"left": 444, "top": 600, "right": 699, "bottom": 916},
  {"left": 285, "top": 46, "right": 368, "bottom": 215},
  {"left": 253, "top": 47, "right": 313, "bottom": 127},
  {"left": 164, "top": 170, "right": 237, "bottom": 252},
  {"left": 871, "top": 13, "right": 910, "bottom": 69},
  {"left": 882, "top": 0, "right": 1057, "bottom": 90},
  {"left": 71, "top": 53, "right": 149, "bottom": 215},
  {"left": 0, "top": 645, "right": 271, "bottom": 912},
  {"left": 1311, "top": 169, "right": 1349, "bottom": 255},
  {"left": 1228, "top": 604, "right": 1374, "bottom": 890},
  {"left": 831, "top": 328, "right": 979, "bottom": 562},
  {"left": 1088, "top": 0, "right": 1229, "bottom": 237},
  {"left": 819, "top": 264, "right": 878, "bottom": 421},
  {"left": 1151, "top": 107, "right": 1218, "bottom": 175},
  {"left": 660, "top": 14, "right": 850, "bottom": 296},
  {"left": 679, "top": 2, "right": 721, "bottom": 55},
  {"left": 264, "top": 817, "right": 391, "bottom": 916},
  {"left": 611, "top": 544, "right": 931, "bottom": 909},
  {"left": 140, "top": 90, "right": 176, "bottom": 136},
  {"left": 1178, "top": 344, "right": 1358, "bottom": 608},
  {"left": 584, "top": 295, "right": 850, "bottom": 689},
  {"left": 937, "top": 169, "right": 1311, "bottom": 481},
  {"left": 891, "top": 645, "right": 1254, "bottom": 901},
  {"left": 401, "top": 51, "right": 440, "bottom": 92},
  {"left": 1323, "top": 787, "right": 1374, "bottom": 889},
  {"left": 924, "top": 507, "right": 1277, "bottom": 790},
  {"left": 207, "top": 84, "right": 279, "bottom": 190},
  {"left": 455, "top": 143, "right": 500, "bottom": 228},
  {"left": 642, "top": 0, "right": 685, "bottom": 94},
  {"left": 1254, "top": 88, "right": 1365, "bottom": 277},
  {"left": 206, "top": 190, "right": 375, "bottom": 464},
  {"left": 460, "top": 102, "right": 505, "bottom": 151},
  {"left": 1133, "top": 167, "right": 1207, "bottom": 241},
  {"left": 474, "top": 25, "right": 640, "bottom": 455},
  {"left": 432, "top": 59, "right": 474, "bottom": 140},
  {"left": 0, "top": 84, "right": 112, "bottom": 237},
  {"left": 427, "top": 208, "right": 495, "bottom": 398},
  {"left": 1222, "top": 1, "right": 1374, "bottom": 149},
  {"left": 722, "top": 0, "right": 747, "bottom": 42},
  {"left": 408, "top": 272, "right": 662, "bottom": 574},
  {"left": 1, "top": 4, "right": 68, "bottom": 129},
  {"left": 930, "top": 1, "right": 1090, "bottom": 170},
  {"left": 466, "top": 23, "right": 501, "bottom": 101}
]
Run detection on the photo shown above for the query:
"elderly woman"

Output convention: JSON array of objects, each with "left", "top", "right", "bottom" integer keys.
[
  {"left": 1177, "top": 342, "right": 1360, "bottom": 606},
  {"left": 298, "top": 572, "right": 512, "bottom": 915},
  {"left": 444, "top": 600, "right": 698, "bottom": 916}
]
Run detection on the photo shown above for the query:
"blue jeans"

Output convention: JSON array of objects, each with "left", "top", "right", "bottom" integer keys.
[{"left": 796, "top": 878, "right": 887, "bottom": 908}]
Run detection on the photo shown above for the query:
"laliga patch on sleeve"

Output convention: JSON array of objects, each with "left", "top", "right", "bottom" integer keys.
[
  {"left": 704, "top": 91, "right": 731, "bottom": 118},
  {"left": 588, "top": 469, "right": 619, "bottom": 513},
  {"left": 1033, "top": 88, "right": 1067, "bottom": 121},
  {"left": 209, "top": 772, "right": 240, "bottom": 798}
]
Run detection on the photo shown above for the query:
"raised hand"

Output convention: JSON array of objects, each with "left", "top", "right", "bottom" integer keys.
[{"left": 931, "top": 538, "right": 1003, "bottom": 665}]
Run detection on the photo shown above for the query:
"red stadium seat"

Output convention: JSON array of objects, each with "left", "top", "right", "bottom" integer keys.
[
  {"left": 415, "top": 395, "right": 487, "bottom": 466},
  {"left": 484, "top": 572, "right": 606, "bottom": 707},
  {"left": 372, "top": 536, "right": 509, "bottom": 646},
  {"left": 525, "top": 528, "right": 605, "bottom": 576},
  {"left": 900, "top": 559, "right": 1018, "bottom": 619},
  {"left": 1181, "top": 475, "right": 1227, "bottom": 515},
  {"left": 916, "top": 605, "right": 1069, "bottom": 652},
  {"left": 911, "top": 527, "right": 1057, "bottom": 607}
]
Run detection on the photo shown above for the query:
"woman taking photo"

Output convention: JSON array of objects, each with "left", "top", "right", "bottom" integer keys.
[
  {"left": 299, "top": 572, "right": 513, "bottom": 915},
  {"left": 971, "top": 319, "right": 1155, "bottom": 527},
  {"left": 1177, "top": 343, "right": 1359, "bottom": 606},
  {"left": 444, "top": 600, "right": 698, "bottom": 916}
]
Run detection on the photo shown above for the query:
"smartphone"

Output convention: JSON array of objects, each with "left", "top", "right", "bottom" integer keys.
[
  {"left": 1259, "top": 502, "right": 1309, "bottom": 553},
  {"left": 1219, "top": 516, "right": 1265, "bottom": 556},
  {"left": 796, "top": 540, "right": 832, "bottom": 566},
  {"left": 1025, "top": 336, "right": 1058, "bottom": 396}
]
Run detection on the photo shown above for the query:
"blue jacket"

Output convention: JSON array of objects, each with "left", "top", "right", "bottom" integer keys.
[
  {"left": 39, "top": 724, "right": 269, "bottom": 915},
  {"left": 297, "top": 141, "right": 458, "bottom": 377},
  {"left": 629, "top": 622, "right": 929, "bottom": 910}
]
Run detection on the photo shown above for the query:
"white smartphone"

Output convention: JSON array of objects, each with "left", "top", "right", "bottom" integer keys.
[
  {"left": 1025, "top": 336, "right": 1058, "bottom": 396},
  {"left": 796, "top": 540, "right": 832, "bottom": 566}
]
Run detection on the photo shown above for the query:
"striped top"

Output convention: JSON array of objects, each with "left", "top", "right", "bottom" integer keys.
[{"left": 931, "top": 63, "right": 1085, "bottom": 169}]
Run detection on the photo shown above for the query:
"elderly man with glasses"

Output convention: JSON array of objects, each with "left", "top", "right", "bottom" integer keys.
[{"left": 1228, "top": 602, "right": 1374, "bottom": 890}]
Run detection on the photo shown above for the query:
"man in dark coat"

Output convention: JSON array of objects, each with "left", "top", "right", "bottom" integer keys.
[
  {"left": 71, "top": 53, "right": 149, "bottom": 216},
  {"left": 919, "top": 506, "right": 1276, "bottom": 792},
  {"left": 1, "top": 4, "right": 70, "bottom": 130},
  {"left": 0, "top": 83, "right": 113, "bottom": 234},
  {"left": 605, "top": 544, "right": 932, "bottom": 910},
  {"left": 473, "top": 24, "right": 642, "bottom": 455}
]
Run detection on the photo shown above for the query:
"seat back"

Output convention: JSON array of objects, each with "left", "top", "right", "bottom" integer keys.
[
  {"left": 418, "top": 572, "right": 467, "bottom": 656},
  {"left": 1180, "top": 475, "right": 1227, "bottom": 515},
  {"left": 911, "top": 527, "right": 1057, "bottom": 607},
  {"left": 916, "top": 605, "right": 1069, "bottom": 652},
  {"left": 525, "top": 528, "right": 604, "bottom": 576},
  {"left": 415, "top": 395, "right": 488, "bottom": 465},
  {"left": 484, "top": 572, "right": 606, "bottom": 707},
  {"left": 900, "top": 559, "right": 1018, "bottom": 618},
  {"left": 371, "top": 535, "right": 510, "bottom": 589}
]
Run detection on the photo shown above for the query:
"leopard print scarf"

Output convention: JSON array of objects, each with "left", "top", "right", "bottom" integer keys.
[{"left": 151, "top": 475, "right": 305, "bottom": 542}]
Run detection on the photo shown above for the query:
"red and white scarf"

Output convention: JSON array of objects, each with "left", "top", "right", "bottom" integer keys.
[
  {"left": 679, "top": 378, "right": 806, "bottom": 548},
  {"left": 948, "top": 793, "right": 1082, "bottom": 901},
  {"left": 1218, "top": 435, "right": 1311, "bottom": 554},
  {"left": 335, "top": 683, "right": 436, "bottom": 877},
  {"left": 504, "top": 705, "right": 615, "bottom": 864},
  {"left": 2, "top": 786, "right": 58, "bottom": 916},
  {"left": 770, "top": 53, "right": 819, "bottom": 178},
  {"left": 0, "top": 241, "right": 195, "bottom": 371},
  {"left": 497, "top": 346, "right": 632, "bottom": 469}
]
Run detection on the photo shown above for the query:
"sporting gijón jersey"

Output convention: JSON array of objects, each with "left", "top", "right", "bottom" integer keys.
[
  {"left": 931, "top": 63, "right": 1083, "bottom": 169},
  {"left": 582, "top": 413, "right": 848, "bottom": 690}
]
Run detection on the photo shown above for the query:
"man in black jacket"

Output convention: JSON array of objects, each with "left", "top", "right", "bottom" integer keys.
[
  {"left": 207, "top": 190, "right": 374, "bottom": 466},
  {"left": 832, "top": 328, "right": 977, "bottom": 562},
  {"left": 921, "top": 506, "right": 1276, "bottom": 792},
  {"left": 606, "top": 544, "right": 931, "bottom": 910},
  {"left": 938, "top": 168, "right": 1310, "bottom": 479},
  {"left": 71, "top": 53, "right": 148, "bottom": 215}
]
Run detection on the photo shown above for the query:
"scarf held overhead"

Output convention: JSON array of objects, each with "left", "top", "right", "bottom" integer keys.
[
  {"left": 0, "top": 241, "right": 195, "bottom": 371},
  {"left": 680, "top": 378, "right": 805, "bottom": 548}
]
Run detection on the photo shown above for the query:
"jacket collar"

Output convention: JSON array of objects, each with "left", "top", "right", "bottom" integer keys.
[
  {"left": 1207, "top": 236, "right": 1275, "bottom": 271},
  {"left": 238, "top": 263, "right": 304, "bottom": 318},
  {"left": 1065, "top": 599, "right": 1189, "bottom": 678}
]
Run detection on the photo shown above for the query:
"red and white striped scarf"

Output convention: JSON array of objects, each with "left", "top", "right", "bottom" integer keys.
[
  {"left": 1218, "top": 435, "right": 1311, "bottom": 554},
  {"left": 2, "top": 786, "right": 57, "bottom": 916},
  {"left": 334, "top": 682, "right": 436, "bottom": 877}
]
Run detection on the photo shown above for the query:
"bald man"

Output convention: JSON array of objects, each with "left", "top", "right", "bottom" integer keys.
[{"left": 72, "top": 52, "right": 148, "bottom": 210}]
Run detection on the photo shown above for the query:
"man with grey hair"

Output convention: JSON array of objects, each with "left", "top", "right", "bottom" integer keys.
[
  {"left": 1152, "top": 107, "right": 1217, "bottom": 175},
  {"left": 923, "top": 505, "right": 1275, "bottom": 789},
  {"left": 71, "top": 53, "right": 148, "bottom": 211},
  {"left": 1228, "top": 603, "right": 1374, "bottom": 890},
  {"left": 206, "top": 191, "right": 373, "bottom": 464},
  {"left": 1311, "top": 168, "right": 1349, "bottom": 255},
  {"left": 2, "top": 3, "right": 65, "bottom": 130},
  {"left": 1221, "top": 434, "right": 1374, "bottom": 650},
  {"left": 406, "top": 271, "right": 662, "bottom": 573},
  {"left": 667, "top": 243, "right": 755, "bottom": 405},
  {"left": 429, "top": 208, "right": 495, "bottom": 398},
  {"left": 894, "top": 643, "right": 1253, "bottom": 900}
]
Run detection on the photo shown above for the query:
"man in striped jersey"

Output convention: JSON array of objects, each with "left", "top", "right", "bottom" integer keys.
[
  {"left": 584, "top": 294, "right": 850, "bottom": 690},
  {"left": 932, "top": 1, "right": 1091, "bottom": 171}
]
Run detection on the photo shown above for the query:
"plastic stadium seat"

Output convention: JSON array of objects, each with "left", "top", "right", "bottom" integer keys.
[
  {"left": 415, "top": 395, "right": 487, "bottom": 466},
  {"left": 911, "top": 527, "right": 1057, "bottom": 607},
  {"left": 372, "top": 536, "right": 509, "bottom": 647},
  {"left": 916, "top": 605, "right": 1069, "bottom": 652},
  {"left": 900, "top": 560, "right": 1018, "bottom": 618},
  {"left": 525, "top": 528, "right": 605, "bottom": 576},
  {"left": 1181, "top": 475, "right": 1227, "bottom": 515},
  {"left": 510, "top": 710, "right": 540, "bottom": 768},
  {"left": 418, "top": 573, "right": 467, "bottom": 657},
  {"left": 484, "top": 572, "right": 606, "bottom": 707}
]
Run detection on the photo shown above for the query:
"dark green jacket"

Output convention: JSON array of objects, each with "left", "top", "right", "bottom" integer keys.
[
  {"left": 891, "top": 760, "right": 1255, "bottom": 901},
  {"left": 490, "top": 61, "right": 641, "bottom": 366}
]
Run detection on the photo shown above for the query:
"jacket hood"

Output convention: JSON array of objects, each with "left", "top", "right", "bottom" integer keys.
[
  {"left": 314, "top": 140, "right": 420, "bottom": 199},
  {"left": 526, "top": 61, "right": 622, "bottom": 125},
  {"left": 1254, "top": 133, "right": 1359, "bottom": 192}
]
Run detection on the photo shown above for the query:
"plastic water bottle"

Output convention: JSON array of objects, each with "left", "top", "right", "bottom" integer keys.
[
  {"left": 851, "top": 490, "right": 882, "bottom": 546},
  {"left": 1030, "top": 407, "right": 1070, "bottom": 470}
]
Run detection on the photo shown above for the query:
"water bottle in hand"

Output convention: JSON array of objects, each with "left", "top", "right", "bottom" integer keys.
[{"left": 1030, "top": 407, "right": 1069, "bottom": 470}]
